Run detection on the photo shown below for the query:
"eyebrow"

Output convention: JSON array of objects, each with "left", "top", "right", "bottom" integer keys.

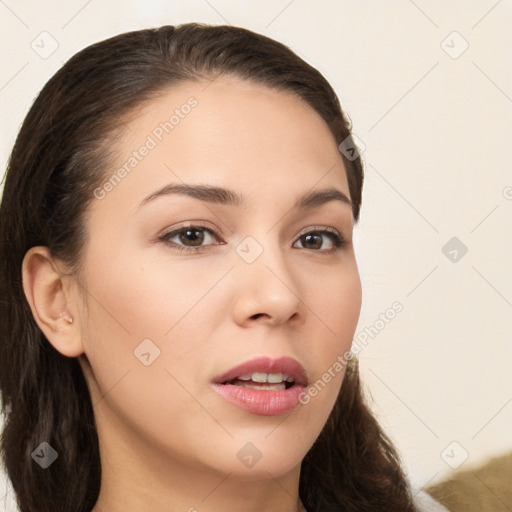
[{"left": 137, "top": 183, "right": 353, "bottom": 212}]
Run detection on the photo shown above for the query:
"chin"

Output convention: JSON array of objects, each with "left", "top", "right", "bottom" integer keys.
[
  {"left": 185, "top": 436, "right": 305, "bottom": 482},
  {"left": 225, "top": 456, "right": 303, "bottom": 482}
]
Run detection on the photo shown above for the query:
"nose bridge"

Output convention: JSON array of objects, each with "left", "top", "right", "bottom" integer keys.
[{"left": 232, "top": 228, "right": 303, "bottom": 324}]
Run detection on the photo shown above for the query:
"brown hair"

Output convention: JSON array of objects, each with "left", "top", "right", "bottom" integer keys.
[{"left": 0, "top": 23, "right": 418, "bottom": 512}]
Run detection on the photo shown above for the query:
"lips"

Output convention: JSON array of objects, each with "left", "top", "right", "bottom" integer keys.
[
  {"left": 211, "top": 356, "right": 308, "bottom": 415},
  {"left": 212, "top": 356, "right": 308, "bottom": 388}
]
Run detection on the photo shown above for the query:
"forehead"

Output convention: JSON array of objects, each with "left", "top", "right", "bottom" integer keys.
[
  {"left": 125, "top": 76, "right": 341, "bottom": 159},
  {"left": 92, "top": 76, "right": 350, "bottom": 217}
]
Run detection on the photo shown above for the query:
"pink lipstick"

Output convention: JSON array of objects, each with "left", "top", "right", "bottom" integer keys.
[{"left": 211, "top": 356, "right": 308, "bottom": 416}]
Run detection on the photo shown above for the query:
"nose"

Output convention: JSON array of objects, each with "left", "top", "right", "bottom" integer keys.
[{"left": 231, "top": 237, "right": 305, "bottom": 328}]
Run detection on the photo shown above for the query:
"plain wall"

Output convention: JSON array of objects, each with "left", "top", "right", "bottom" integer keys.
[{"left": 1, "top": 1, "right": 511, "bottom": 509}]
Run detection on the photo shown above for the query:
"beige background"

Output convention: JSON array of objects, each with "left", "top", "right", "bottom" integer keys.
[{"left": 1, "top": 1, "right": 511, "bottom": 509}]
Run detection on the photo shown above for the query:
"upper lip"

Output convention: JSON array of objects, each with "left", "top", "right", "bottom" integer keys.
[{"left": 212, "top": 356, "right": 308, "bottom": 386}]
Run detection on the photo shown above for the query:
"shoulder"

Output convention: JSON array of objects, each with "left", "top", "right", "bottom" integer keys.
[{"left": 412, "top": 489, "right": 450, "bottom": 512}]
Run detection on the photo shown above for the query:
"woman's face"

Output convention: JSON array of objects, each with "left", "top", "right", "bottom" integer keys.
[{"left": 77, "top": 76, "right": 362, "bottom": 480}]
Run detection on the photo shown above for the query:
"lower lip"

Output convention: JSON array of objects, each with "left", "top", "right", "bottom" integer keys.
[{"left": 212, "top": 383, "right": 306, "bottom": 416}]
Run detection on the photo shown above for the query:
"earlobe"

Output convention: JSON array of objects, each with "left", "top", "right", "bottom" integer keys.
[{"left": 21, "top": 246, "right": 84, "bottom": 358}]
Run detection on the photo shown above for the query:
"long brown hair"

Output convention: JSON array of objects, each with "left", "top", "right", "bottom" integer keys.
[{"left": 0, "top": 23, "right": 417, "bottom": 512}]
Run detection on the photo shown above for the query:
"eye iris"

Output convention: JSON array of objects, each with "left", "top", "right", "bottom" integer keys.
[
  {"left": 303, "top": 233, "right": 322, "bottom": 250},
  {"left": 180, "top": 229, "right": 204, "bottom": 246}
]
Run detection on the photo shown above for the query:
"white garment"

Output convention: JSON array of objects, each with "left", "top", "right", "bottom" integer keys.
[{"left": 412, "top": 488, "right": 450, "bottom": 512}]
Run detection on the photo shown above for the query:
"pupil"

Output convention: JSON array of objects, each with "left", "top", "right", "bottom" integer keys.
[
  {"left": 304, "top": 233, "right": 321, "bottom": 250},
  {"left": 181, "top": 229, "right": 204, "bottom": 246}
]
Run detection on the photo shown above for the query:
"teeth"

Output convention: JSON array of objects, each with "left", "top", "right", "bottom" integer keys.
[
  {"left": 235, "top": 372, "right": 294, "bottom": 383},
  {"left": 267, "top": 373, "right": 284, "bottom": 383}
]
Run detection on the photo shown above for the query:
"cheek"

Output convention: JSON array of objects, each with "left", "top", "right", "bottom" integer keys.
[
  {"left": 82, "top": 247, "right": 226, "bottom": 339},
  {"left": 78, "top": 249, "right": 232, "bottom": 400},
  {"left": 296, "top": 262, "right": 361, "bottom": 413},
  {"left": 78, "top": 253, "right": 224, "bottom": 447},
  {"left": 306, "top": 259, "right": 362, "bottom": 350}
]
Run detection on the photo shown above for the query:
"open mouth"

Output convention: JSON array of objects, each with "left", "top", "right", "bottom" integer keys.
[
  {"left": 223, "top": 372, "right": 296, "bottom": 391},
  {"left": 212, "top": 357, "right": 308, "bottom": 415}
]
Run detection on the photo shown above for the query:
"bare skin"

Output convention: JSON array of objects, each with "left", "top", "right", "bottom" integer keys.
[{"left": 22, "top": 76, "right": 362, "bottom": 512}]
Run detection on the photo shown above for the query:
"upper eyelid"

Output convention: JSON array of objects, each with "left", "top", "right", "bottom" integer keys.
[
  {"left": 296, "top": 225, "right": 340, "bottom": 236},
  {"left": 158, "top": 221, "right": 218, "bottom": 237}
]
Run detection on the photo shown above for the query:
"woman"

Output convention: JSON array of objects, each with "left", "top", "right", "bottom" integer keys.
[{"left": 0, "top": 23, "right": 448, "bottom": 512}]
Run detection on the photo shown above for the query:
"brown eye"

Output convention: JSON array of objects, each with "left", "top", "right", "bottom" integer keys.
[
  {"left": 176, "top": 228, "right": 205, "bottom": 246},
  {"left": 300, "top": 233, "right": 323, "bottom": 250},
  {"left": 159, "top": 225, "right": 220, "bottom": 252},
  {"left": 293, "top": 229, "right": 345, "bottom": 252}
]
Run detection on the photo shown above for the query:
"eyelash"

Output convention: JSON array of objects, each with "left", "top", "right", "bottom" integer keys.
[{"left": 158, "top": 224, "right": 346, "bottom": 254}]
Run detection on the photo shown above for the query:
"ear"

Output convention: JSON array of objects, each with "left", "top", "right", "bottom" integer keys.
[{"left": 21, "top": 246, "right": 84, "bottom": 358}]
